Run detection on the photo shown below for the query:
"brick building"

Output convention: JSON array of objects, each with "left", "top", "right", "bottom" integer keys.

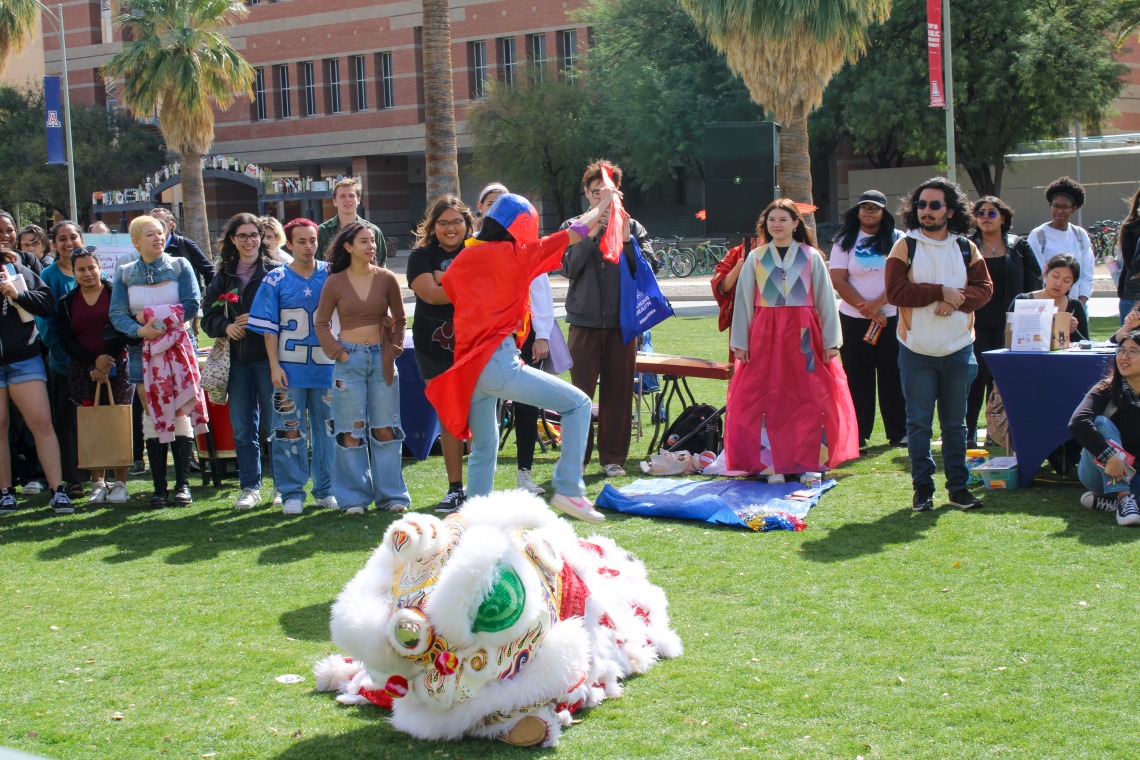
[{"left": 42, "top": 0, "right": 591, "bottom": 242}]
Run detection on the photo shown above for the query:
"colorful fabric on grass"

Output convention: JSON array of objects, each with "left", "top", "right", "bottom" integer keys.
[{"left": 595, "top": 477, "right": 836, "bottom": 531}]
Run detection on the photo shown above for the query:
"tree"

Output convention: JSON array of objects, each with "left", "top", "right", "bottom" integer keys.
[
  {"left": 104, "top": 0, "right": 254, "bottom": 258},
  {"left": 0, "top": 84, "right": 165, "bottom": 221},
  {"left": 679, "top": 0, "right": 891, "bottom": 228},
  {"left": 422, "top": 0, "right": 459, "bottom": 201},
  {"left": 468, "top": 77, "right": 602, "bottom": 221},
  {"left": 0, "top": 0, "right": 37, "bottom": 76},
  {"left": 575, "top": 0, "right": 762, "bottom": 191},
  {"left": 810, "top": 0, "right": 1128, "bottom": 197}
]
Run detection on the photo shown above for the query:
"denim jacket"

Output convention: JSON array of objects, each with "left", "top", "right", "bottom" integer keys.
[{"left": 108, "top": 253, "right": 201, "bottom": 339}]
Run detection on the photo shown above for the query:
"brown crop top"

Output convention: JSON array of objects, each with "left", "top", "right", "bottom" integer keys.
[{"left": 314, "top": 266, "right": 407, "bottom": 384}]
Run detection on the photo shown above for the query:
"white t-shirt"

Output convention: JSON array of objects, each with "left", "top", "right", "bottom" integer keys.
[
  {"left": 829, "top": 230, "right": 900, "bottom": 319},
  {"left": 1027, "top": 223, "right": 1094, "bottom": 300}
]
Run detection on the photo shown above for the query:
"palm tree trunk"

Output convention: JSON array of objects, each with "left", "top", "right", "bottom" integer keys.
[
  {"left": 422, "top": 0, "right": 459, "bottom": 201},
  {"left": 777, "top": 103, "right": 816, "bottom": 231},
  {"left": 180, "top": 147, "right": 212, "bottom": 260}
]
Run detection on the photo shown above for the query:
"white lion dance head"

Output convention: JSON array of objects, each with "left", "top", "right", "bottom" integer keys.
[{"left": 315, "top": 491, "right": 682, "bottom": 747}]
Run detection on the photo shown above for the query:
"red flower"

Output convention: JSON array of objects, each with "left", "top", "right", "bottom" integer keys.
[{"left": 223, "top": 293, "right": 240, "bottom": 303}]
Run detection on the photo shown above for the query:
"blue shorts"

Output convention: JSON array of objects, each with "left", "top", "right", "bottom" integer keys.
[{"left": 0, "top": 355, "right": 48, "bottom": 388}]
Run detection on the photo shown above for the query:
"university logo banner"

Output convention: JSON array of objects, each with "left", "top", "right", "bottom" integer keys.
[{"left": 44, "top": 76, "right": 66, "bottom": 165}]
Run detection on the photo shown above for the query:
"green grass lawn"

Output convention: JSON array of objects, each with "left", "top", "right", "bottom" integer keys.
[{"left": 1, "top": 315, "right": 1136, "bottom": 758}]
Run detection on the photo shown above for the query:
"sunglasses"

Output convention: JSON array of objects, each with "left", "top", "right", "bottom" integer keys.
[
  {"left": 974, "top": 209, "right": 999, "bottom": 219},
  {"left": 916, "top": 200, "right": 944, "bottom": 211}
]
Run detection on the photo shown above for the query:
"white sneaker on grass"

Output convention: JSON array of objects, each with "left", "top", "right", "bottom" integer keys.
[
  {"left": 88, "top": 482, "right": 109, "bottom": 504},
  {"left": 1117, "top": 493, "right": 1140, "bottom": 527},
  {"left": 343, "top": 505, "right": 366, "bottom": 515},
  {"left": 272, "top": 490, "right": 283, "bottom": 506},
  {"left": 1080, "top": 491, "right": 1117, "bottom": 512},
  {"left": 282, "top": 498, "right": 304, "bottom": 515},
  {"left": 767, "top": 474, "right": 785, "bottom": 485},
  {"left": 22, "top": 480, "right": 45, "bottom": 495},
  {"left": 107, "top": 482, "right": 130, "bottom": 504},
  {"left": 234, "top": 488, "right": 260, "bottom": 510},
  {"left": 314, "top": 495, "right": 339, "bottom": 510},
  {"left": 549, "top": 493, "right": 605, "bottom": 524}
]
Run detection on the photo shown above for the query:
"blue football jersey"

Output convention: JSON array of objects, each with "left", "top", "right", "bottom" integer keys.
[{"left": 248, "top": 262, "right": 336, "bottom": 388}]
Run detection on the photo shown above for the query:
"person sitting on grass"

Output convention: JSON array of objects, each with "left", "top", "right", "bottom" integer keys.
[{"left": 1068, "top": 330, "right": 1140, "bottom": 526}]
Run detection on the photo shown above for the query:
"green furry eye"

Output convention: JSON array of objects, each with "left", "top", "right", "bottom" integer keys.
[{"left": 473, "top": 564, "right": 525, "bottom": 633}]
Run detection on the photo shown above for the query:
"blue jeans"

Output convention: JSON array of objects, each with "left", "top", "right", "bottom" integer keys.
[
  {"left": 468, "top": 337, "right": 592, "bottom": 498},
  {"left": 270, "top": 386, "right": 333, "bottom": 503},
  {"left": 330, "top": 342, "right": 410, "bottom": 510},
  {"left": 229, "top": 357, "right": 275, "bottom": 491},
  {"left": 1077, "top": 416, "right": 1140, "bottom": 496},
  {"left": 898, "top": 343, "right": 978, "bottom": 493},
  {"left": 1121, "top": 299, "right": 1137, "bottom": 324}
]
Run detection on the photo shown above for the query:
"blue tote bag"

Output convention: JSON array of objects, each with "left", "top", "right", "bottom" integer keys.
[{"left": 619, "top": 238, "right": 674, "bottom": 344}]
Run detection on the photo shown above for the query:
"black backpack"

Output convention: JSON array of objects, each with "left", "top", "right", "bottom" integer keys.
[
  {"left": 905, "top": 236, "right": 972, "bottom": 269},
  {"left": 662, "top": 403, "right": 721, "bottom": 454}
]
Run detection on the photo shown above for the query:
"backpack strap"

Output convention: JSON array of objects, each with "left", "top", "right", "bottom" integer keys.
[{"left": 905, "top": 236, "right": 971, "bottom": 269}]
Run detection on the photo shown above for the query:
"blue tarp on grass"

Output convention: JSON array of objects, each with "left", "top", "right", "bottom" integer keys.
[{"left": 595, "top": 477, "right": 837, "bottom": 530}]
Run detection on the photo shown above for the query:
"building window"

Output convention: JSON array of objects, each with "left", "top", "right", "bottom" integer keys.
[
  {"left": 277, "top": 64, "right": 291, "bottom": 118},
  {"left": 560, "top": 30, "right": 578, "bottom": 75},
  {"left": 470, "top": 41, "right": 488, "bottom": 99},
  {"left": 247, "top": 0, "right": 260, "bottom": 5},
  {"left": 499, "top": 37, "right": 516, "bottom": 88},
  {"left": 327, "top": 59, "right": 342, "bottom": 114},
  {"left": 352, "top": 55, "right": 368, "bottom": 110},
  {"left": 528, "top": 34, "right": 547, "bottom": 82},
  {"left": 254, "top": 67, "right": 267, "bottom": 121},
  {"left": 302, "top": 61, "right": 317, "bottom": 116},
  {"left": 379, "top": 52, "right": 394, "bottom": 108}
]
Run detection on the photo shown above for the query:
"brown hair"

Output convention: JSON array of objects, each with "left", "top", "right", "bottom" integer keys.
[
  {"left": 413, "top": 195, "right": 474, "bottom": 249},
  {"left": 756, "top": 199, "right": 817, "bottom": 248},
  {"left": 582, "top": 159, "right": 622, "bottom": 189}
]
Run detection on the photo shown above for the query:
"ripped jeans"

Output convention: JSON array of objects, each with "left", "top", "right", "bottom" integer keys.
[
  {"left": 270, "top": 385, "right": 334, "bottom": 503},
  {"left": 329, "top": 341, "right": 411, "bottom": 510}
]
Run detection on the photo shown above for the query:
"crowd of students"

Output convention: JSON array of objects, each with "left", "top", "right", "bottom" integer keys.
[{"left": 1, "top": 170, "right": 1138, "bottom": 527}]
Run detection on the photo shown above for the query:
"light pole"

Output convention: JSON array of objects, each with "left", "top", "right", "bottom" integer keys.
[{"left": 34, "top": 1, "right": 78, "bottom": 223}]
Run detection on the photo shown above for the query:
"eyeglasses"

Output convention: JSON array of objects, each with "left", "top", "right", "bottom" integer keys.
[
  {"left": 974, "top": 209, "right": 999, "bottom": 219},
  {"left": 1117, "top": 347, "right": 1140, "bottom": 360},
  {"left": 1050, "top": 203, "right": 1074, "bottom": 211},
  {"left": 436, "top": 219, "right": 466, "bottom": 229},
  {"left": 916, "top": 200, "right": 944, "bottom": 210},
  {"left": 858, "top": 204, "right": 882, "bottom": 213},
  {"left": 587, "top": 188, "right": 604, "bottom": 199},
  {"left": 233, "top": 232, "right": 261, "bottom": 242}
]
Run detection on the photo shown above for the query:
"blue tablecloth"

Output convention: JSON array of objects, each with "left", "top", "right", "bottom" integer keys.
[
  {"left": 984, "top": 349, "right": 1114, "bottom": 487},
  {"left": 397, "top": 334, "right": 440, "bottom": 460}
]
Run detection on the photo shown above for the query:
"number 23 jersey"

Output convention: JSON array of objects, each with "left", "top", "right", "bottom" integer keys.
[{"left": 247, "top": 261, "right": 336, "bottom": 389}]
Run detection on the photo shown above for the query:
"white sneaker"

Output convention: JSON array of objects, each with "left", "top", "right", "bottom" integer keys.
[
  {"left": 517, "top": 469, "right": 545, "bottom": 495},
  {"left": 272, "top": 490, "right": 283, "bottom": 506},
  {"left": 314, "top": 495, "right": 339, "bottom": 510},
  {"left": 22, "top": 480, "right": 45, "bottom": 495},
  {"left": 234, "top": 488, "right": 260, "bottom": 510},
  {"left": 107, "top": 482, "right": 130, "bottom": 504},
  {"left": 343, "top": 505, "right": 366, "bottom": 515},
  {"left": 88, "top": 482, "right": 109, "bottom": 504},
  {"left": 549, "top": 493, "right": 605, "bottom": 524},
  {"left": 602, "top": 463, "right": 627, "bottom": 478},
  {"left": 282, "top": 498, "right": 304, "bottom": 515},
  {"left": 767, "top": 474, "right": 786, "bottom": 485}
]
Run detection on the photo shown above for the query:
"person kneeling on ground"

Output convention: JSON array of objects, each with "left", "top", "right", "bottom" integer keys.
[{"left": 1068, "top": 330, "right": 1140, "bottom": 526}]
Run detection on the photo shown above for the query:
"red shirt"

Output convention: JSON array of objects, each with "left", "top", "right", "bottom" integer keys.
[{"left": 70, "top": 288, "right": 113, "bottom": 358}]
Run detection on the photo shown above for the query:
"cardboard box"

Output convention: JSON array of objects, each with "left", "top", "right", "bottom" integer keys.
[{"left": 1005, "top": 311, "right": 1071, "bottom": 351}]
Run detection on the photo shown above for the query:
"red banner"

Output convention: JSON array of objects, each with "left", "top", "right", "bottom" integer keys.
[
  {"left": 598, "top": 164, "right": 627, "bottom": 264},
  {"left": 927, "top": 0, "right": 945, "bottom": 108}
]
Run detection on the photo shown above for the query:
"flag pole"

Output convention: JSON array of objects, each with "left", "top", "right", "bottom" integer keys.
[{"left": 943, "top": 0, "right": 956, "bottom": 185}]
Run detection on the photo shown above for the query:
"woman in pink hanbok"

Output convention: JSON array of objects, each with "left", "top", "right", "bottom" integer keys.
[{"left": 726, "top": 199, "right": 858, "bottom": 482}]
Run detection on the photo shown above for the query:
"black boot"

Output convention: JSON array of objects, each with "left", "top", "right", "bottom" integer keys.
[
  {"left": 170, "top": 436, "right": 194, "bottom": 506},
  {"left": 145, "top": 438, "right": 169, "bottom": 507}
]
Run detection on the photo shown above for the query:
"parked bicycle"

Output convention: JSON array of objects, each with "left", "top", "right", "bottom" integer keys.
[
  {"left": 690, "top": 240, "right": 730, "bottom": 275},
  {"left": 1088, "top": 219, "right": 1119, "bottom": 264},
  {"left": 647, "top": 236, "right": 696, "bottom": 278}
]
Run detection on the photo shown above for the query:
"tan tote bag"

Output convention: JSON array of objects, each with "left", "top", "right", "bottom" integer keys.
[{"left": 77, "top": 381, "right": 134, "bottom": 471}]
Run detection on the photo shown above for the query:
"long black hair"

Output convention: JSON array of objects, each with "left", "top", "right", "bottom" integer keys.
[
  {"left": 835, "top": 201, "right": 897, "bottom": 255},
  {"left": 216, "top": 212, "right": 272, "bottom": 271},
  {"left": 1093, "top": 330, "right": 1140, "bottom": 400},
  {"left": 900, "top": 177, "right": 972, "bottom": 235},
  {"left": 327, "top": 221, "right": 374, "bottom": 273}
]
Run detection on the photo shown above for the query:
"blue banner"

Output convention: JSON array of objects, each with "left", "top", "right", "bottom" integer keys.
[{"left": 44, "top": 76, "right": 66, "bottom": 165}]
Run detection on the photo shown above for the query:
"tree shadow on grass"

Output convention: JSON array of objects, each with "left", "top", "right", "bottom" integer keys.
[
  {"left": 971, "top": 484, "right": 1140, "bottom": 547},
  {"left": 270, "top": 722, "right": 534, "bottom": 760},
  {"left": 799, "top": 505, "right": 951, "bottom": 563},
  {"left": 0, "top": 500, "right": 405, "bottom": 567},
  {"left": 280, "top": 600, "right": 336, "bottom": 641}
]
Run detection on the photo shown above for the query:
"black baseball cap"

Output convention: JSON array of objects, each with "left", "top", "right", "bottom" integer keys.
[{"left": 857, "top": 190, "right": 888, "bottom": 208}]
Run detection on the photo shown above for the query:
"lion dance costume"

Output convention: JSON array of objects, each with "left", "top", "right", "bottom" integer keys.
[{"left": 315, "top": 491, "right": 682, "bottom": 746}]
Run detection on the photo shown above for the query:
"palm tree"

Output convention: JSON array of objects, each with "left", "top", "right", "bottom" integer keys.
[
  {"left": 103, "top": 0, "right": 254, "bottom": 258},
  {"left": 0, "top": 0, "right": 38, "bottom": 76},
  {"left": 422, "top": 0, "right": 460, "bottom": 200},
  {"left": 679, "top": 0, "right": 891, "bottom": 228}
]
